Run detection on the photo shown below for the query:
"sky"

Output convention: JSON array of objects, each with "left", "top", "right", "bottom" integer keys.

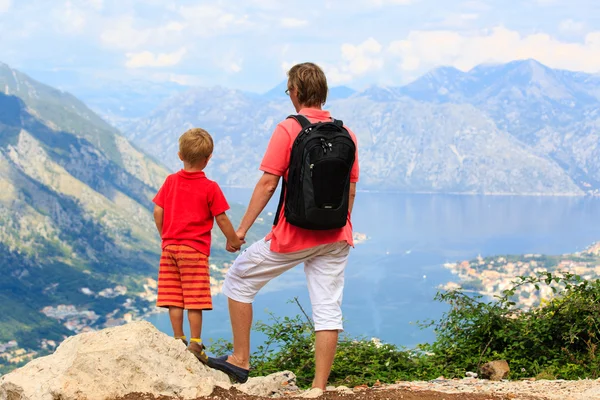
[{"left": 1, "top": 0, "right": 600, "bottom": 93}]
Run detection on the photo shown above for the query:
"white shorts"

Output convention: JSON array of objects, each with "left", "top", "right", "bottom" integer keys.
[{"left": 222, "top": 238, "right": 351, "bottom": 332}]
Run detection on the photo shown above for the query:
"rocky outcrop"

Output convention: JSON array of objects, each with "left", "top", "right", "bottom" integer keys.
[
  {"left": 237, "top": 370, "right": 298, "bottom": 397},
  {"left": 479, "top": 360, "right": 510, "bottom": 381},
  {"left": 0, "top": 321, "right": 297, "bottom": 400}
]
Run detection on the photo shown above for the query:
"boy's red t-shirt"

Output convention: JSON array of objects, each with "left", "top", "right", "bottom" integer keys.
[
  {"left": 152, "top": 170, "right": 229, "bottom": 256},
  {"left": 260, "top": 108, "right": 360, "bottom": 253}
]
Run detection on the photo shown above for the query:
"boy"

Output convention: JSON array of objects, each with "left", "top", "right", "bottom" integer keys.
[{"left": 152, "top": 128, "right": 243, "bottom": 364}]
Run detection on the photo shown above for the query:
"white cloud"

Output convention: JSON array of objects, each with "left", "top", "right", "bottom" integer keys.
[
  {"left": 125, "top": 48, "right": 187, "bottom": 68},
  {"left": 287, "top": 38, "right": 385, "bottom": 85},
  {"left": 59, "top": 1, "right": 86, "bottom": 33},
  {"left": 432, "top": 13, "right": 479, "bottom": 29},
  {"left": 323, "top": 66, "right": 354, "bottom": 85},
  {"left": 100, "top": 17, "right": 185, "bottom": 50},
  {"left": 559, "top": 19, "right": 585, "bottom": 35},
  {"left": 0, "top": 0, "right": 12, "bottom": 13},
  {"left": 280, "top": 18, "right": 308, "bottom": 28},
  {"left": 177, "top": 5, "right": 253, "bottom": 36},
  {"left": 281, "top": 60, "right": 298, "bottom": 74},
  {"left": 388, "top": 26, "right": 600, "bottom": 74},
  {"left": 101, "top": 17, "right": 152, "bottom": 50},
  {"left": 371, "top": 0, "right": 414, "bottom": 6},
  {"left": 341, "top": 37, "right": 384, "bottom": 75}
]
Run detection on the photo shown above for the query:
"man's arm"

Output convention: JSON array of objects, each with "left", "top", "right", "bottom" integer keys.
[
  {"left": 153, "top": 205, "right": 164, "bottom": 235},
  {"left": 237, "top": 172, "right": 281, "bottom": 239},
  {"left": 348, "top": 182, "right": 356, "bottom": 216}
]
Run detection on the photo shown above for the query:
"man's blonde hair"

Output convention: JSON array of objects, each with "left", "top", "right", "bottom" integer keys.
[
  {"left": 179, "top": 128, "right": 214, "bottom": 165},
  {"left": 287, "top": 62, "right": 328, "bottom": 107}
]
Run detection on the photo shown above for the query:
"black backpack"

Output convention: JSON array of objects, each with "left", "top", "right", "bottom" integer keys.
[{"left": 273, "top": 114, "right": 356, "bottom": 230}]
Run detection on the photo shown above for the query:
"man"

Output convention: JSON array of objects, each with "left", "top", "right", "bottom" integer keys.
[{"left": 208, "top": 62, "right": 359, "bottom": 395}]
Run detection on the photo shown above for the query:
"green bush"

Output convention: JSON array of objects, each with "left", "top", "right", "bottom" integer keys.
[
  {"left": 422, "top": 271, "right": 600, "bottom": 380},
  {"left": 208, "top": 273, "right": 600, "bottom": 387},
  {"left": 208, "top": 298, "right": 438, "bottom": 387}
]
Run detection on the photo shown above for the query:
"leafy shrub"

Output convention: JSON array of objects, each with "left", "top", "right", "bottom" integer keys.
[
  {"left": 208, "top": 273, "right": 600, "bottom": 387},
  {"left": 421, "top": 272, "right": 600, "bottom": 380},
  {"left": 208, "top": 298, "right": 436, "bottom": 387}
]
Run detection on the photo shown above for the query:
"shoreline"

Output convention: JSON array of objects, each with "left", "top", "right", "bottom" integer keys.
[{"left": 440, "top": 241, "right": 600, "bottom": 309}]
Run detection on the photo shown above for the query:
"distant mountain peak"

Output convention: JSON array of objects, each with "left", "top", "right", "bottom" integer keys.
[
  {"left": 263, "top": 80, "right": 287, "bottom": 99},
  {"left": 425, "top": 65, "right": 466, "bottom": 79},
  {"left": 357, "top": 85, "right": 401, "bottom": 101},
  {"left": 508, "top": 58, "right": 548, "bottom": 69}
]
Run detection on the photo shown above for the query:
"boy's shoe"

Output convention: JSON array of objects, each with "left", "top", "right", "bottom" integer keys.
[
  {"left": 207, "top": 355, "right": 249, "bottom": 383},
  {"left": 179, "top": 338, "right": 188, "bottom": 346},
  {"left": 188, "top": 341, "right": 208, "bottom": 364}
]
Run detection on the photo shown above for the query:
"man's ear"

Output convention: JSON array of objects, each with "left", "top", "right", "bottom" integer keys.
[
  {"left": 178, "top": 152, "right": 183, "bottom": 161},
  {"left": 206, "top": 153, "right": 213, "bottom": 163}
]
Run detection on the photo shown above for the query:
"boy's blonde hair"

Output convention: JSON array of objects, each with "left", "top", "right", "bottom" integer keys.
[
  {"left": 287, "top": 62, "right": 328, "bottom": 107},
  {"left": 179, "top": 128, "right": 214, "bottom": 165}
]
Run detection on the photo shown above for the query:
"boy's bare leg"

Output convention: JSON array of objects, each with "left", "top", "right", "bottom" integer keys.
[
  {"left": 188, "top": 310, "right": 203, "bottom": 339},
  {"left": 169, "top": 306, "right": 185, "bottom": 338},
  {"left": 227, "top": 298, "right": 252, "bottom": 369},
  {"left": 312, "top": 330, "right": 339, "bottom": 390}
]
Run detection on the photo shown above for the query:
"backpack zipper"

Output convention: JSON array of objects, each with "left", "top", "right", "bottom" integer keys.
[{"left": 320, "top": 138, "right": 328, "bottom": 153}]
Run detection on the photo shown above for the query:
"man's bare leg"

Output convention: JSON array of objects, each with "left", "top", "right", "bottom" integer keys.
[
  {"left": 312, "top": 330, "right": 339, "bottom": 390},
  {"left": 227, "top": 297, "right": 252, "bottom": 370}
]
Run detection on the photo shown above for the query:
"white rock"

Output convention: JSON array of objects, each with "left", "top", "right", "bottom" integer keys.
[
  {"left": 295, "top": 387, "right": 324, "bottom": 398},
  {"left": 0, "top": 321, "right": 231, "bottom": 400},
  {"left": 336, "top": 385, "right": 354, "bottom": 394},
  {"left": 236, "top": 370, "right": 298, "bottom": 397},
  {"left": 582, "top": 385, "right": 600, "bottom": 400}
]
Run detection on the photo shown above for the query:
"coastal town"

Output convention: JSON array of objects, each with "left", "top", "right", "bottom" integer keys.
[{"left": 441, "top": 242, "right": 600, "bottom": 309}]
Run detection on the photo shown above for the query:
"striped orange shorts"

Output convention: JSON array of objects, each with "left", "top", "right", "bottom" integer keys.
[{"left": 156, "top": 245, "right": 212, "bottom": 310}]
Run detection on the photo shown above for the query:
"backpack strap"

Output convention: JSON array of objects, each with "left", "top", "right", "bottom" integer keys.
[
  {"left": 273, "top": 179, "right": 286, "bottom": 227},
  {"left": 273, "top": 114, "right": 310, "bottom": 226},
  {"left": 333, "top": 119, "right": 343, "bottom": 127},
  {"left": 287, "top": 114, "right": 312, "bottom": 129}
]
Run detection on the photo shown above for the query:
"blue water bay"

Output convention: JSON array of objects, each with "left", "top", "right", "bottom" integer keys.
[{"left": 147, "top": 190, "right": 600, "bottom": 350}]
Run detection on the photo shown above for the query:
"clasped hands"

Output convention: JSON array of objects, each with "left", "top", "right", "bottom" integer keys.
[{"left": 226, "top": 229, "right": 246, "bottom": 253}]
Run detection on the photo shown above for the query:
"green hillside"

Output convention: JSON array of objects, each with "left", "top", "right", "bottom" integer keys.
[{"left": 0, "top": 63, "right": 270, "bottom": 373}]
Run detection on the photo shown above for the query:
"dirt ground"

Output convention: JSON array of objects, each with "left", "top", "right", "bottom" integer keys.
[{"left": 115, "top": 386, "right": 545, "bottom": 400}]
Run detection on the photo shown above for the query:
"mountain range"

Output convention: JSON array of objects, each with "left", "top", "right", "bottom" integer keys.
[
  {"left": 114, "top": 59, "right": 600, "bottom": 196},
  {"left": 0, "top": 62, "right": 270, "bottom": 368},
  {"left": 0, "top": 60, "right": 174, "bottom": 350}
]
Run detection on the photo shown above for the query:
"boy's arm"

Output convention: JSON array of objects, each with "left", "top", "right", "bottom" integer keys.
[
  {"left": 215, "top": 212, "right": 243, "bottom": 252},
  {"left": 153, "top": 205, "right": 164, "bottom": 235}
]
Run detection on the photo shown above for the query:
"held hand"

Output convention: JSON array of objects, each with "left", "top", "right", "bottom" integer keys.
[
  {"left": 236, "top": 228, "right": 246, "bottom": 242},
  {"left": 226, "top": 237, "right": 245, "bottom": 253},
  {"left": 226, "top": 241, "right": 239, "bottom": 253}
]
